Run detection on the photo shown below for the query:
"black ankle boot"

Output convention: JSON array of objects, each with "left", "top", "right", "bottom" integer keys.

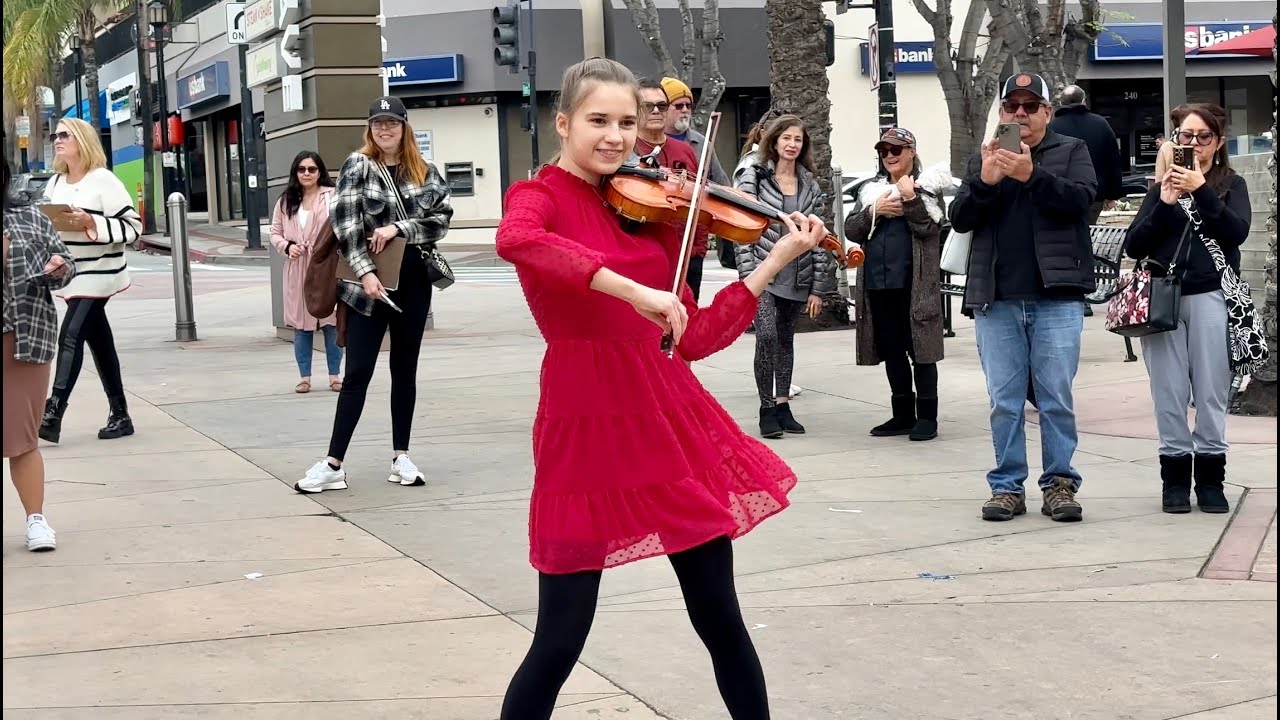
[
  {"left": 98, "top": 395, "right": 135, "bottom": 440},
  {"left": 870, "top": 394, "right": 915, "bottom": 437},
  {"left": 38, "top": 397, "right": 66, "bottom": 444},
  {"left": 1193, "top": 453, "right": 1229, "bottom": 513},
  {"left": 775, "top": 402, "right": 805, "bottom": 434},
  {"left": 759, "top": 406, "right": 784, "bottom": 439},
  {"left": 1159, "top": 454, "right": 1193, "bottom": 514},
  {"left": 909, "top": 397, "right": 938, "bottom": 441}
]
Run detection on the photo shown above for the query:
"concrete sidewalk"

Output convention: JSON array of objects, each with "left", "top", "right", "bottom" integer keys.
[{"left": 3, "top": 270, "right": 1276, "bottom": 719}]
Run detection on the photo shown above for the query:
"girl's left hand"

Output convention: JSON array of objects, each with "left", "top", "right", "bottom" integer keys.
[
  {"left": 1169, "top": 157, "right": 1207, "bottom": 193},
  {"left": 806, "top": 294, "right": 823, "bottom": 319},
  {"left": 369, "top": 225, "right": 399, "bottom": 254}
]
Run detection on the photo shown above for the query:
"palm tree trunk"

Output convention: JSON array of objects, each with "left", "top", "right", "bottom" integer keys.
[{"left": 81, "top": 13, "right": 102, "bottom": 132}]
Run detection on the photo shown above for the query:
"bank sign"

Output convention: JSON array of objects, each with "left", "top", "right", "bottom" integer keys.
[
  {"left": 1093, "top": 22, "right": 1270, "bottom": 61},
  {"left": 859, "top": 41, "right": 936, "bottom": 75},
  {"left": 382, "top": 54, "right": 463, "bottom": 87}
]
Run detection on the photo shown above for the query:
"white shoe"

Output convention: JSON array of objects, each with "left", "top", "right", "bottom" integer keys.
[
  {"left": 295, "top": 460, "right": 348, "bottom": 494},
  {"left": 789, "top": 384, "right": 802, "bottom": 398},
  {"left": 26, "top": 514, "right": 56, "bottom": 552},
  {"left": 388, "top": 454, "right": 425, "bottom": 486}
]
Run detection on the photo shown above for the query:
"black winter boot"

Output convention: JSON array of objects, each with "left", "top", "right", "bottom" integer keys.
[
  {"left": 759, "top": 406, "right": 783, "bottom": 439},
  {"left": 774, "top": 402, "right": 805, "bottom": 434},
  {"left": 1159, "top": 454, "right": 1193, "bottom": 514},
  {"left": 870, "top": 394, "right": 916, "bottom": 437},
  {"left": 1193, "top": 453, "right": 1230, "bottom": 514},
  {"left": 909, "top": 397, "right": 938, "bottom": 441},
  {"left": 38, "top": 397, "right": 66, "bottom": 444},
  {"left": 98, "top": 395, "right": 135, "bottom": 440}
]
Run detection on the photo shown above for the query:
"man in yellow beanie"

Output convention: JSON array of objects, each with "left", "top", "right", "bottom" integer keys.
[{"left": 660, "top": 77, "right": 729, "bottom": 188}]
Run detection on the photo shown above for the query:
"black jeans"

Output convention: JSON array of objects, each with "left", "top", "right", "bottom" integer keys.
[
  {"left": 500, "top": 536, "right": 769, "bottom": 720},
  {"left": 868, "top": 288, "right": 938, "bottom": 398},
  {"left": 326, "top": 249, "right": 433, "bottom": 461},
  {"left": 51, "top": 297, "right": 125, "bottom": 403}
]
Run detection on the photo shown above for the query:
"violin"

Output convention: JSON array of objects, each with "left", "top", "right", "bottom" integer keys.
[{"left": 603, "top": 165, "right": 865, "bottom": 270}]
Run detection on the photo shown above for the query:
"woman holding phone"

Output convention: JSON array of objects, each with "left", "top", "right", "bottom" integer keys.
[{"left": 38, "top": 118, "right": 142, "bottom": 445}]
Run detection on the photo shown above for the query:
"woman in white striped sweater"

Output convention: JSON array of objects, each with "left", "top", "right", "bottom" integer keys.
[{"left": 38, "top": 118, "right": 142, "bottom": 444}]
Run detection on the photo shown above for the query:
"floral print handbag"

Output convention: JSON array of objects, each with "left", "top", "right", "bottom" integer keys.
[{"left": 1105, "top": 226, "right": 1190, "bottom": 338}]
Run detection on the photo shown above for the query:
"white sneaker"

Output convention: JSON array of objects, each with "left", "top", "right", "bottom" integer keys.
[
  {"left": 789, "top": 384, "right": 802, "bottom": 398},
  {"left": 295, "top": 460, "right": 348, "bottom": 494},
  {"left": 26, "top": 514, "right": 56, "bottom": 552},
  {"left": 388, "top": 454, "right": 426, "bottom": 486}
]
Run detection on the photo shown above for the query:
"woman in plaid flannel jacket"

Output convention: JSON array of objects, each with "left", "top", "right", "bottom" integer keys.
[
  {"left": 294, "top": 95, "right": 453, "bottom": 495},
  {"left": 4, "top": 155, "right": 75, "bottom": 551}
]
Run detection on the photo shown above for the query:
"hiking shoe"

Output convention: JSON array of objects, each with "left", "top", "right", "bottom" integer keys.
[
  {"left": 981, "top": 493, "right": 1026, "bottom": 521},
  {"left": 1040, "top": 477, "right": 1083, "bottom": 522}
]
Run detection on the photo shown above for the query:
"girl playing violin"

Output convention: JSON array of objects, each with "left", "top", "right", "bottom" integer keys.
[{"left": 495, "top": 57, "right": 828, "bottom": 720}]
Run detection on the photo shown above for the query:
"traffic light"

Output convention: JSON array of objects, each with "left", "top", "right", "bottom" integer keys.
[
  {"left": 824, "top": 19, "right": 835, "bottom": 66},
  {"left": 493, "top": 1, "right": 520, "bottom": 73}
]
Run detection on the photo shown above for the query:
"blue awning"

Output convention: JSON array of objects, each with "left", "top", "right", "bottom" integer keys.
[{"left": 60, "top": 91, "right": 109, "bottom": 129}]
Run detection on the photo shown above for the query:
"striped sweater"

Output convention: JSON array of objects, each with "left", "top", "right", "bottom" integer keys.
[{"left": 43, "top": 168, "right": 140, "bottom": 298}]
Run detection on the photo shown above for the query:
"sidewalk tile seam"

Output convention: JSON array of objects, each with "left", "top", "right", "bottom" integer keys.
[
  {"left": 1, "top": 557, "right": 404, "bottom": 617},
  {"left": 41, "top": 477, "right": 272, "bottom": 507},
  {"left": 1162, "top": 693, "right": 1280, "bottom": 719},
  {"left": 1, "top": 612, "right": 505, "bottom": 662},
  {"left": 2, "top": 510, "right": 341, "bottom": 538}
]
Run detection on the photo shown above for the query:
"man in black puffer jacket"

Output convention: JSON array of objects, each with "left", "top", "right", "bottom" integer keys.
[{"left": 950, "top": 73, "right": 1097, "bottom": 525}]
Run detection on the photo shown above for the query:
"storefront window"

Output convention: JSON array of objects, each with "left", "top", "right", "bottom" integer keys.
[
  {"left": 1224, "top": 76, "right": 1273, "bottom": 155},
  {"left": 184, "top": 121, "right": 209, "bottom": 215}
]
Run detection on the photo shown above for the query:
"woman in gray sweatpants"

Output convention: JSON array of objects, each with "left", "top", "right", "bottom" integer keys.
[{"left": 1123, "top": 103, "right": 1252, "bottom": 515}]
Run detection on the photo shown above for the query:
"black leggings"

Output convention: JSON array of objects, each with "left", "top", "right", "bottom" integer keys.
[
  {"left": 868, "top": 288, "right": 937, "bottom": 398},
  {"left": 500, "top": 536, "right": 769, "bottom": 720},
  {"left": 326, "top": 251, "right": 433, "bottom": 461},
  {"left": 753, "top": 292, "right": 805, "bottom": 407},
  {"left": 51, "top": 297, "right": 125, "bottom": 403}
]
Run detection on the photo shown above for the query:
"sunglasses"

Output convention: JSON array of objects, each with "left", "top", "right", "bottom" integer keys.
[
  {"left": 1001, "top": 101, "right": 1045, "bottom": 115},
  {"left": 641, "top": 101, "right": 670, "bottom": 114},
  {"left": 297, "top": 166, "right": 320, "bottom": 175},
  {"left": 1174, "top": 130, "right": 1217, "bottom": 146},
  {"left": 671, "top": 101, "right": 692, "bottom": 111},
  {"left": 49, "top": 131, "right": 73, "bottom": 142},
  {"left": 877, "top": 145, "right": 907, "bottom": 157}
]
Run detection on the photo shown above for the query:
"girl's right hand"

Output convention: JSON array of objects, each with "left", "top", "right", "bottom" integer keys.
[
  {"left": 360, "top": 272, "right": 385, "bottom": 299},
  {"left": 629, "top": 284, "right": 688, "bottom": 345}
]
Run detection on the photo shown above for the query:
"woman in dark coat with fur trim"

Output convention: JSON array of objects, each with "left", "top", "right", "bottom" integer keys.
[{"left": 844, "top": 128, "right": 953, "bottom": 441}]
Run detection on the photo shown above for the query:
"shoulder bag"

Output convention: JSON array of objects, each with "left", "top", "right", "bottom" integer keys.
[
  {"left": 1104, "top": 225, "right": 1190, "bottom": 338},
  {"left": 373, "top": 163, "right": 455, "bottom": 291}
]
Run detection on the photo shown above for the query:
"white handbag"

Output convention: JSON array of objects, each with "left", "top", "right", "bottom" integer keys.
[{"left": 940, "top": 228, "right": 971, "bottom": 275}]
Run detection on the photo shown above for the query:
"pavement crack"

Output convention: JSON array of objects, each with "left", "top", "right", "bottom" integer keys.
[{"left": 1161, "top": 693, "right": 1278, "bottom": 719}]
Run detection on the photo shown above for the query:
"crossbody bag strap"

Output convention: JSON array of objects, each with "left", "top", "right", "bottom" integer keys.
[
  {"left": 374, "top": 161, "right": 410, "bottom": 224},
  {"left": 1176, "top": 193, "right": 1229, "bottom": 272}
]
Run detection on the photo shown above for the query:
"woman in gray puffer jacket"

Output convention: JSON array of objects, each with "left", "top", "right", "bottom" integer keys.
[{"left": 735, "top": 115, "right": 837, "bottom": 439}]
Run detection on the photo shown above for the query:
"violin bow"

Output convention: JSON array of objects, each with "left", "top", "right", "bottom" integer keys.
[{"left": 661, "top": 110, "right": 721, "bottom": 357}]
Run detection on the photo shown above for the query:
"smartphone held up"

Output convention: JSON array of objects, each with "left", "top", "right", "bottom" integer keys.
[{"left": 995, "top": 123, "right": 1022, "bottom": 153}]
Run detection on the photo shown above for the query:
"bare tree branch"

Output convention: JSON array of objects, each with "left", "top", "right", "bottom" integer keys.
[
  {"left": 909, "top": 0, "right": 937, "bottom": 27},
  {"left": 677, "top": 0, "right": 696, "bottom": 83},
  {"left": 620, "top": 0, "right": 678, "bottom": 78}
]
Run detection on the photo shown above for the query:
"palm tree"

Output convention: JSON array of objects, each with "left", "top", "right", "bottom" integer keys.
[{"left": 3, "top": 0, "right": 132, "bottom": 134}]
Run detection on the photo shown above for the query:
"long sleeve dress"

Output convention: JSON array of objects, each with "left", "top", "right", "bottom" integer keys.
[{"left": 495, "top": 164, "right": 797, "bottom": 575}]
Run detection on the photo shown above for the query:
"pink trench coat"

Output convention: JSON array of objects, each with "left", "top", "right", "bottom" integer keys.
[{"left": 269, "top": 187, "right": 337, "bottom": 331}]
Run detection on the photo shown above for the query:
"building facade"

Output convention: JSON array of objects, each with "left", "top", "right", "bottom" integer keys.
[{"left": 59, "top": 1, "right": 1275, "bottom": 229}]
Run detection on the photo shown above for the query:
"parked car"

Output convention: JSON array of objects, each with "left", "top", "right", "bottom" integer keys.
[{"left": 7, "top": 171, "right": 54, "bottom": 203}]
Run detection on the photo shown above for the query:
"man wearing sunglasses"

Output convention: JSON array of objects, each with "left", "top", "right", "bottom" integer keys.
[{"left": 950, "top": 73, "right": 1098, "bottom": 524}]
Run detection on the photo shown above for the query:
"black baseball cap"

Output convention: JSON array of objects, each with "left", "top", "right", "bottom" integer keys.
[
  {"left": 369, "top": 96, "right": 408, "bottom": 123},
  {"left": 1002, "top": 73, "right": 1051, "bottom": 102}
]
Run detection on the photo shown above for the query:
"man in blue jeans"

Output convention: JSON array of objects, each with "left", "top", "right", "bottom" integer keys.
[{"left": 949, "top": 73, "right": 1097, "bottom": 522}]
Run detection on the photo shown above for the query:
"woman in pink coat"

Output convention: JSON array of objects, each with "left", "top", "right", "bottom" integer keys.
[{"left": 270, "top": 151, "right": 342, "bottom": 393}]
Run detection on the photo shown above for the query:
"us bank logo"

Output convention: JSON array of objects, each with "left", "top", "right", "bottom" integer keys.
[
  {"left": 381, "top": 55, "right": 464, "bottom": 87},
  {"left": 383, "top": 62, "right": 409, "bottom": 79}
]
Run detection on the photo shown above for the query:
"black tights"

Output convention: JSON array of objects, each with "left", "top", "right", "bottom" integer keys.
[
  {"left": 868, "top": 288, "right": 937, "bottom": 398},
  {"left": 753, "top": 292, "right": 804, "bottom": 408},
  {"left": 327, "top": 252, "right": 433, "bottom": 461},
  {"left": 500, "top": 536, "right": 769, "bottom": 720},
  {"left": 51, "top": 297, "right": 125, "bottom": 403}
]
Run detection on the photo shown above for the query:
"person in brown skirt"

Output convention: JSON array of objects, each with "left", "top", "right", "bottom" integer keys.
[{"left": 3, "top": 155, "right": 75, "bottom": 551}]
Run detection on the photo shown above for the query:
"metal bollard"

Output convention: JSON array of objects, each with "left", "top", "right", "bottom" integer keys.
[
  {"left": 831, "top": 164, "right": 851, "bottom": 301},
  {"left": 166, "top": 193, "right": 198, "bottom": 342}
]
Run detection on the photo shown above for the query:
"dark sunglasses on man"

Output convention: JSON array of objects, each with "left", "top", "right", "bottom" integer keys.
[
  {"left": 1000, "top": 100, "right": 1044, "bottom": 115},
  {"left": 641, "top": 101, "right": 669, "bottom": 114}
]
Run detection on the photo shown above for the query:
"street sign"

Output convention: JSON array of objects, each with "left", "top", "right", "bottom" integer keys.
[
  {"left": 227, "top": 2, "right": 247, "bottom": 44},
  {"left": 16, "top": 115, "right": 31, "bottom": 138},
  {"left": 868, "top": 22, "right": 880, "bottom": 90},
  {"left": 521, "top": 81, "right": 530, "bottom": 97}
]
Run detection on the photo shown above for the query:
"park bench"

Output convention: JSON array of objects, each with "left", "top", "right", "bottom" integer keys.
[{"left": 939, "top": 224, "right": 1137, "bottom": 362}]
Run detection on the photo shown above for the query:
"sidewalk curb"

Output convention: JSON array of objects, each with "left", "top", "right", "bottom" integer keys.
[{"left": 136, "top": 235, "right": 271, "bottom": 267}]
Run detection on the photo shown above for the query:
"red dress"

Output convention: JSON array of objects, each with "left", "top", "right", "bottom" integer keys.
[{"left": 496, "top": 165, "right": 797, "bottom": 574}]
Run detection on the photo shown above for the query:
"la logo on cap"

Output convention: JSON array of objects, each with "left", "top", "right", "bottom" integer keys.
[
  {"left": 1015, "top": 74, "right": 1033, "bottom": 87},
  {"left": 380, "top": 99, "right": 390, "bottom": 110}
]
